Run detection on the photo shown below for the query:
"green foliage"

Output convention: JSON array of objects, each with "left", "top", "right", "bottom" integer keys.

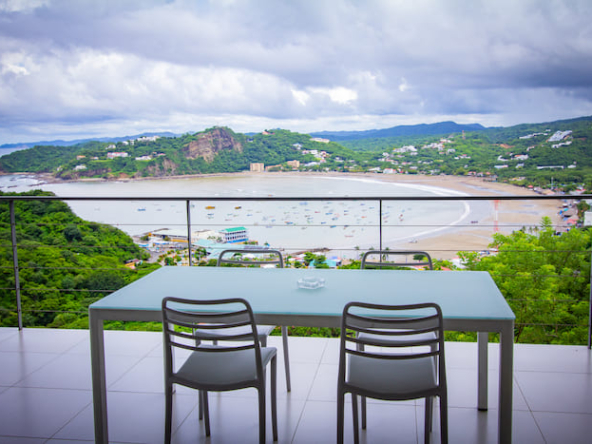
[
  {"left": 461, "top": 219, "right": 591, "bottom": 345},
  {"left": 0, "top": 190, "right": 158, "bottom": 328}
]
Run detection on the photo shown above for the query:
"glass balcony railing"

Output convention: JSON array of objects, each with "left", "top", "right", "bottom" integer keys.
[{"left": 1, "top": 193, "right": 591, "bottom": 346}]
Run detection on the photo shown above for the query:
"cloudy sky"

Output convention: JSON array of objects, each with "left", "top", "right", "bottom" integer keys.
[{"left": 1, "top": 0, "right": 592, "bottom": 144}]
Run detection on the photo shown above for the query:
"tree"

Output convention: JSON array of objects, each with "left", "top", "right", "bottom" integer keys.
[{"left": 460, "top": 218, "right": 590, "bottom": 344}]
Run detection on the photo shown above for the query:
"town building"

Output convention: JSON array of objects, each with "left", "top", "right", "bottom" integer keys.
[
  {"left": 219, "top": 227, "right": 248, "bottom": 243},
  {"left": 250, "top": 163, "right": 265, "bottom": 172}
]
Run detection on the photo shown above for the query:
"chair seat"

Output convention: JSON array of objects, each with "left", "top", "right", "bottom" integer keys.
[
  {"left": 197, "top": 324, "right": 276, "bottom": 341},
  {"left": 175, "top": 346, "right": 277, "bottom": 389},
  {"left": 348, "top": 354, "right": 437, "bottom": 397}
]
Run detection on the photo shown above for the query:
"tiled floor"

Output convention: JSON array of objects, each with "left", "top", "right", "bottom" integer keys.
[{"left": 1, "top": 327, "right": 592, "bottom": 443}]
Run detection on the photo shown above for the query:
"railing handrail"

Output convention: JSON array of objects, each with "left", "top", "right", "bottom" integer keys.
[{"left": 1, "top": 194, "right": 591, "bottom": 202}]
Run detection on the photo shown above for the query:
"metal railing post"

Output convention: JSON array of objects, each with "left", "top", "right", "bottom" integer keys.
[
  {"left": 379, "top": 199, "right": 383, "bottom": 251},
  {"left": 186, "top": 200, "right": 193, "bottom": 266},
  {"left": 589, "top": 248, "right": 592, "bottom": 349},
  {"left": 9, "top": 200, "right": 23, "bottom": 329}
]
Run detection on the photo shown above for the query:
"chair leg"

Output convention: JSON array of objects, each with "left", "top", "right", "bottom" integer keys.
[
  {"left": 281, "top": 325, "right": 291, "bottom": 392},
  {"left": 198, "top": 390, "right": 203, "bottom": 420},
  {"left": 164, "top": 382, "right": 173, "bottom": 444},
  {"left": 357, "top": 343, "right": 366, "bottom": 429},
  {"left": 258, "top": 383, "right": 267, "bottom": 444},
  {"left": 351, "top": 393, "right": 360, "bottom": 444},
  {"left": 337, "top": 389, "right": 345, "bottom": 444},
  {"left": 271, "top": 356, "right": 278, "bottom": 441},
  {"left": 424, "top": 396, "right": 433, "bottom": 444},
  {"left": 361, "top": 396, "right": 367, "bottom": 429},
  {"left": 201, "top": 391, "right": 210, "bottom": 437},
  {"left": 440, "top": 393, "right": 448, "bottom": 444}
]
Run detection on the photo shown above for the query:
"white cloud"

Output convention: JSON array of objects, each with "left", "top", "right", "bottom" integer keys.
[
  {"left": 398, "top": 78, "right": 409, "bottom": 93},
  {"left": 0, "top": 0, "right": 592, "bottom": 144},
  {"left": 0, "top": 0, "right": 49, "bottom": 13},
  {"left": 291, "top": 89, "right": 310, "bottom": 106},
  {"left": 310, "top": 87, "right": 358, "bottom": 105}
]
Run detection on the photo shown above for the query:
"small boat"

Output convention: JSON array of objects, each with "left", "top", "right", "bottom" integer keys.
[
  {"left": 235, "top": 206, "right": 242, "bottom": 210},
  {"left": 137, "top": 208, "right": 146, "bottom": 212},
  {"left": 205, "top": 206, "right": 215, "bottom": 210}
]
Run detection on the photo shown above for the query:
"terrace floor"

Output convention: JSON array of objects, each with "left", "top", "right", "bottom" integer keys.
[{"left": 1, "top": 327, "right": 591, "bottom": 443}]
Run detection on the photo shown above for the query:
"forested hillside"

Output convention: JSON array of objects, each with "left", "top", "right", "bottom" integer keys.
[
  {"left": 0, "top": 127, "right": 367, "bottom": 179},
  {"left": 1, "top": 116, "right": 592, "bottom": 190},
  {"left": 0, "top": 190, "right": 159, "bottom": 328}
]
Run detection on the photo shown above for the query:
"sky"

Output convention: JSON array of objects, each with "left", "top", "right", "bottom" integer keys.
[{"left": 1, "top": 0, "right": 592, "bottom": 145}]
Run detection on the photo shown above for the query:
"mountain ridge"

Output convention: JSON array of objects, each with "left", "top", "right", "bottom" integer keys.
[
  {"left": 309, "top": 121, "right": 487, "bottom": 141},
  {"left": 0, "top": 131, "right": 179, "bottom": 150}
]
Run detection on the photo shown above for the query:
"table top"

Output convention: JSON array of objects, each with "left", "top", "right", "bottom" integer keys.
[{"left": 90, "top": 267, "right": 514, "bottom": 322}]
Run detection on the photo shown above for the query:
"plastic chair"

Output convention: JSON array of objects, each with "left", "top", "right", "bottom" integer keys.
[
  {"left": 361, "top": 250, "right": 433, "bottom": 270},
  {"left": 359, "top": 249, "right": 435, "bottom": 428},
  {"left": 216, "top": 249, "right": 291, "bottom": 392},
  {"left": 337, "top": 302, "right": 448, "bottom": 444},
  {"left": 162, "top": 297, "right": 278, "bottom": 444}
]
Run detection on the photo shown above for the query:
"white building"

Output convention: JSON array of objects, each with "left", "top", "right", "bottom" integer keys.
[
  {"left": 548, "top": 130, "right": 572, "bottom": 142},
  {"left": 219, "top": 227, "right": 248, "bottom": 243},
  {"left": 107, "top": 152, "right": 129, "bottom": 159},
  {"left": 393, "top": 145, "right": 417, "bottom": 154}
]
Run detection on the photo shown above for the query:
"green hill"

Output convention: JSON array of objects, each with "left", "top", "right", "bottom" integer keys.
[{"left": 0, "top": 190, "right": 158, "bottom": 328}]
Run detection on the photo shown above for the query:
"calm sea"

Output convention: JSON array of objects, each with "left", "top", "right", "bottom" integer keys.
[{"left": 0, "top": 174, "right": 490, "bottom": 257}]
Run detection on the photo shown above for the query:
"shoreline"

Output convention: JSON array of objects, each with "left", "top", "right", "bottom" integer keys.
[
  {"left": 25, "top": 170, "right": 546, "bottom": 195},
  {"left": 4, "top": 171, "right": 565, "bottom": 261}
]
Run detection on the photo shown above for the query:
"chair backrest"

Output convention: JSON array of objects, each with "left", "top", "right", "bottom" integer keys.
[
  {"left": 361, "top": 250, "right": 433, "bottom": 270},
  {"left": 339, "top": 302, "right": 446, "bottom": 396},
  {"left": 217, "top": 249, "right": 284, "bottom": 268},
  {"left": 162, "top": 297, "right": 264, "bottom": 381}
]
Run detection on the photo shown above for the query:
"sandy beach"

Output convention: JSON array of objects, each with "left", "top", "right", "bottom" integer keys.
[{"left": 347, "top": 173, "right": 564, "bottom": 261}]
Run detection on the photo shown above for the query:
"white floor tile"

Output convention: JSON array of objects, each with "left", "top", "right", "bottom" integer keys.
[
  {"left": 516, "top": 371, "right": 592, "bottom": 413},
  {"left": 0, "top": 329, "right": 88, "bottom": 354},
  {"left": 447, "top": 367, "right": 529, "bottom": 411},
  {"left": 0, "top": 351, "right": 59, "bottom": 386},
  {"left": 54, "top": 391, "right": 197, "bottom": 443},
  {"left": 514, "top": 344, "right": 592, "bottom": 373},
  {"left": 534, "top": 411, "right": 592, "bottom": 444},
  {"left": 0, "top": 387, "right": 91, "bottom": 438}
]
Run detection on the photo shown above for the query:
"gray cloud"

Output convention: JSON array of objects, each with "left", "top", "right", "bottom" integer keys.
[{"left": 1, "top": 0, "right": 592, "bottom": 143}]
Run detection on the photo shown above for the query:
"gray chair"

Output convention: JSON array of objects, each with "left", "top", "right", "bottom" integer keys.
[
  {"left": 216, "top": 248, "right": 291, "bottom": 392},
  {"left": 359, "top": 249, "right": 435, "bottom": 428},
  {"left": 337, "top": 302, "right": 448, "bottom": 444},
  {"left": 162, "top": 297, "right": 278, "bottom": 444},
  {"left": 361, "top": 249, "right": 433, "bottom": 270}
]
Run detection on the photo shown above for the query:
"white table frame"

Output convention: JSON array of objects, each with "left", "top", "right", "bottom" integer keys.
[{"left": 90, "top": 267, "right": 514, "bottom": 444}]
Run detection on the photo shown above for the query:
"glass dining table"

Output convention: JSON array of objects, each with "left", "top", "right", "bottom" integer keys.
[{"left": 89, "top": 266, "right": 515, "bottom": 444}]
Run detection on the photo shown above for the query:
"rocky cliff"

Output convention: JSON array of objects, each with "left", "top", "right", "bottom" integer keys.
[{"left": 183, "top": 127, "right": 242, "bottom": 162}]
